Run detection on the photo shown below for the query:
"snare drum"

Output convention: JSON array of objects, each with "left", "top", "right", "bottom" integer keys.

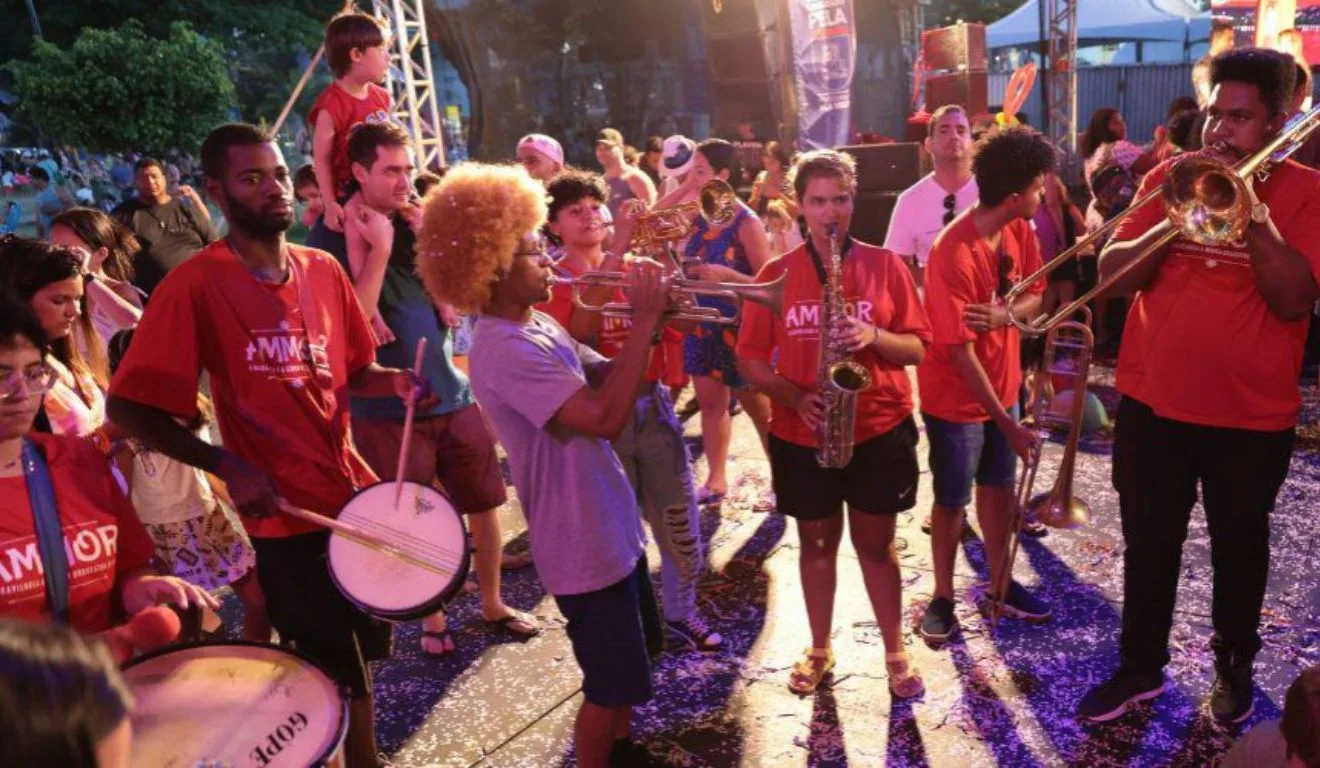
[
  {"left": 122, "top": 641, "right": 348, "bottom": 767},
  {"left": 327, "top": 480, "right": 471, "bottom": 621}
]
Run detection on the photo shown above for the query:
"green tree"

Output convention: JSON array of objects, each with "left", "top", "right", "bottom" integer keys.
[{"left": 6, "top": 20, "right": 236, "bottom": 155}]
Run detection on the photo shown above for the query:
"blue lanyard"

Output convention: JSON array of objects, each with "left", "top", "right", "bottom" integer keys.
[{"left": 21, "top": 438, "right": 70, "bottom": 623}]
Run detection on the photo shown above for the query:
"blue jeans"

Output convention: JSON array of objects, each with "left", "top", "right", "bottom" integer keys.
[{"left": 922, "top": 404, "right": 1020, "bottom": 508}]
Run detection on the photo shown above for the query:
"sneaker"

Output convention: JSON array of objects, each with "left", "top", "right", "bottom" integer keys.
[
  {"left": 997, "top": 581, "right": 1051, "bottom": 622},
  {"left": 1078, "top": 667, "right": 1168, "bottom": 722},
  {"left": 609, "top": 738, "right": 658, "bottom": 767},
  {"left": 919, "top": 597, "right": 958, "bottom": 643},
  {"left": 667, "top": 614, "right": 723, "bottom": 651},
  {"left": 1209, "top": 665, "right": 1255, "bottom": 725},
  {"left": 1021, "top": 516, "right": 1048, "bottom": 538}
]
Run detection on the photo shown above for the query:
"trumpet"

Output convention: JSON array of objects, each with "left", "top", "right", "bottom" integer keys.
[
  {"left": 549, "top": 270, "right": 785, "bottom": 325},
  {"left": 628, "top": 179, "right": 739, "bottom": 253},
  {"left": 1004, "top": 103, "right": 1320, "bottom": 335}
]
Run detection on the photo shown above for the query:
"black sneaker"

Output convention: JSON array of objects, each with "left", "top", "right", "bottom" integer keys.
[
  {"left": 1077, "top": 667, "right": 1167, "bottom": 722},
  {"left": 1209, "top": 665, "right": 1255, "bottom": 725},
  {"left": 667, "top": 614, "right": 723, "bottom": 651},
  {"left": 610, "top": 738, "right": 660, "bottom": 767},
  {"left": 919, "top": 597, "right": 958, "bottom": 643},
  {"left": 998, "top": 581, "right": 1052, "bottom": 622}
]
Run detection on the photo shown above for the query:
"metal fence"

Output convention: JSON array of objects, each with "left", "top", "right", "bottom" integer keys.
[{"left": 989, "top": 62, "right": 1196, "bottom": 148}]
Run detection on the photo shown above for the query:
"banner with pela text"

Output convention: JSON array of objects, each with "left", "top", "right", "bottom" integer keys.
[{"left": 789, "top": 0, "right": 856, "bottom": 150}]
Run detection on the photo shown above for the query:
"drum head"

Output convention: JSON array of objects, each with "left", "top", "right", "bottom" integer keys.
[
  {"left": 122, "top": 641, "right": 348, "bottom": 767},
  {"left": 327, "top": 481, "right": 471, "bottom": 621}
]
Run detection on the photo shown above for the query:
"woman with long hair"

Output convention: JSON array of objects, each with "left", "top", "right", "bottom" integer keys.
[
  {"left": 0, "top": 235, "right": 111, "bottom": 447},
  {"left": 748, "top": 141, "right": 797, "bottom": 220},
  {"left": 681, "top": 139, "right": 774, "bottom": 506},
  {"left": 48, "top": 207, "right": 145, "bottom": 361}
]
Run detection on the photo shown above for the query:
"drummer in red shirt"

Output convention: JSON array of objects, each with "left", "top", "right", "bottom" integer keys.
[
  {"left": 916, "top": 126, "right": 1054, "bottom": 645},
  {"left": 1079, "top": 48, "right": 1320, "bottom": 726},
  {"left": 736, "top": 149, "right": 931, "bottom": 699},
  {"left": 107, "top": 124, "right": 427, "bottom": 768},
  {"left": 0, "top": 292, "right": 215, "bottom": 635}
]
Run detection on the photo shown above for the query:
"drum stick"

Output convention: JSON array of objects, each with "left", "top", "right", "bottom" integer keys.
[
  {"left": 395, "top": 338, "right": 428, "bottom": 508},
  {"left": 279, "top": 500, "right": 453, "bottom": 577}
]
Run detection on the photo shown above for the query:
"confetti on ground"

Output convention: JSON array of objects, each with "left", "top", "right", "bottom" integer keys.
[{"left": 205, "top": 367, "right": 1320, "bottom": 767}]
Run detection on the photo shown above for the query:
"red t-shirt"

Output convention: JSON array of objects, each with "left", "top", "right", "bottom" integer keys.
[
  {"left": 308, "top": 82, "right": 393, "bottom": 200},
  {"left": 109, "top": 241, "right": 380, "bottom": 538},
  {"left": 736, "top": 241, "right": 932, "bottom": 448},
  {"left": 1111, "top": 158, "right": 1320, "bottom": 431},
  {"left": 537, "top": 258, "right": 675, "bottom": 379},
  {"left": 918, "top": 215, "right": 1044, "bottom": 423},
  {"left": 0, "top": 434, "right": 156, "bottom": 634}
]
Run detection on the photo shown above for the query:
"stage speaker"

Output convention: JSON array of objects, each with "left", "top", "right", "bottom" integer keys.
[
  {"left": 921, "top": 22, "right": 987, "bottom": 72},
  {"left": 850, "top": 191, "right": 901, "bottom": 246},
  {"left": 925, "top": 71, "right": 989, "bottom": 116},
  {"left": 699, "top": 0, "right": 795, "bottom": 140},
  {"left": 839, "top": 142, "right": 922, "bottom": 194}
]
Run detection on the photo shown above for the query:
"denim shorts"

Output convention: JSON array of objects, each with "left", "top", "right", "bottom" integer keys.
[
  {"left": 922, "top": 405, "right": 1020, "bottom": 508},
  {"left": 553, "top": 556, "right": 663, "bottom": 709}
]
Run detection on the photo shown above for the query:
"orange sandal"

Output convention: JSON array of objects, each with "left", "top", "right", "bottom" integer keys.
[
  {"left": 886, "top": 650, "right": 925, "bottom": 699},
  {"left": 788, "top": 647, "right": 835, "bottom": 695}
]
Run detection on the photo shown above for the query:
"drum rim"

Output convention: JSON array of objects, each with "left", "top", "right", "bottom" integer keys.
[
  {"left": 327, "top": 480, "right": 473, "bottom": 622},
  {"left": 122, "top": 639, "right": 351, "bottom": 767}
]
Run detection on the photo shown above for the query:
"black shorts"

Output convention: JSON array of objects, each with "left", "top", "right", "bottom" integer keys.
[
  {"left": 769, "top": 417, "right": 920, "bottom": 520},
  {"left": 552, "top": 556, "right": 663, "bottom": 709},
  {"left": 250, "top": 531, "right": 393, "bottom": 699}
]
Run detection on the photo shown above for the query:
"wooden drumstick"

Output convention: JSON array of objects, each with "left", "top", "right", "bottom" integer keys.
[
  {"left": 395, "top": 337, "right": 428, "bottom": 508},
  {"left": 279, "top": 501, "right": 452, "bottom": 577}
]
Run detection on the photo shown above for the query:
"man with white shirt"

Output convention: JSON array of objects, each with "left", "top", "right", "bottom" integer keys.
[{"left": 884, "top": 104, "right": 978, "bottom": 289}]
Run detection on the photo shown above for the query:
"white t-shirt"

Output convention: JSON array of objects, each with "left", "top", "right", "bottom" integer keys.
[{"left": 883, "top": 173, "right": 979, "bottom": 267}]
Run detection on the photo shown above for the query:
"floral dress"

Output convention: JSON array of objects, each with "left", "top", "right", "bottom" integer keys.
[{"left": 682, "top": 202, "right": 755, "bottom": 387}]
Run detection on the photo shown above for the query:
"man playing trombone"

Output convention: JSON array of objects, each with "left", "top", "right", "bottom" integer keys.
[{"left": 1079, "top": 48, "right": 1320, "bottom": 725}]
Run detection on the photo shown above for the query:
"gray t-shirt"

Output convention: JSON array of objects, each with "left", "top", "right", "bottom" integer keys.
[
  {"left": 1218, "top": 719, "right": 1289, "bottom": 768},
  {"left": 469, "top": 310, "right": 645, "bottom": 596}
]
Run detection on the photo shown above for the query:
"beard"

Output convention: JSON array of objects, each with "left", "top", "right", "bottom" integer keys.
[{"left": 224, "top": 194, "right": 294, "bottom": 238}]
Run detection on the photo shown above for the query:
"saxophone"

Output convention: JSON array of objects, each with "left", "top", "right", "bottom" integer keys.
[{"left": 815, "top": 224, "right": 873, "bottom": 469}]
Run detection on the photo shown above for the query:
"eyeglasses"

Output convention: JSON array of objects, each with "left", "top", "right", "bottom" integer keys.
[
  {"left": 943, "top": 193, "right": 957, "bottom": 226},
  {"left": 1, "top": 364, "right": 56, "bottom": 399},
  {"left": 514, "top": 236, "right": 551, "bottom": 260}
]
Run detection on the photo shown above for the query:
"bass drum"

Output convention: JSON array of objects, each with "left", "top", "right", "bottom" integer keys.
[
  {"left": 122, "top": 641, "right": 348, "bottom": 767},
  {"left": 327, "top": 480, "right": 471, "bottom": 621}
]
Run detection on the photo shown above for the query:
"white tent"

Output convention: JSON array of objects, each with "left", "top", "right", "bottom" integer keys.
[{"left": 987, "top": 0, "right": 1207, "bottom": 50}]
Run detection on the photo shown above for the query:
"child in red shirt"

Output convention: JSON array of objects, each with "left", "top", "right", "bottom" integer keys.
[
  {"left": 0, "top": 292, "right": 215, "bottom": 636},
  {"left": 309, "top": 10, "right": 393, "bottom": 231},
  {"left": 736, "top": 149, "right": 931, "bottom": 698},
  {"left": 916, "top": 127, "right": 1053, "bottom": 644}
]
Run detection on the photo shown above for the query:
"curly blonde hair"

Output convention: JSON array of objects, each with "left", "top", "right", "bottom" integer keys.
[{"left": 415, "top": 163, "right": 548, "bottom": 313}]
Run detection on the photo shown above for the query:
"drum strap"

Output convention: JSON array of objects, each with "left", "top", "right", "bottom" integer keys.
[{"left": 22, "top": 438, "right": 70, "bottom": 623}]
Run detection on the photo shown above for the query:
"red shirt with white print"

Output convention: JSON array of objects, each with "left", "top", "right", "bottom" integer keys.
[
  {"left": 308, "top": 81, "right": 393, "bottom": 200},
  {"left": 109, "top": 241, "right": 380, "bottom": 538},
  {"left": 736, "top": 240, "right": 932, "bottom": 448},
  {"left": 0, "top": 433, "right": 156, "bottom": 633}
]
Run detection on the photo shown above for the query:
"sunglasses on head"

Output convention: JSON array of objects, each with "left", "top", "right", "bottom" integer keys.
[{"left": 943, "top": 193, "right": 956, "bottom": 226}]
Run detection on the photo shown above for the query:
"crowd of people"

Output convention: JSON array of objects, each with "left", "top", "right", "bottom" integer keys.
[{"left": 3, "top": 7, "right": 1320, "bottom": 767}]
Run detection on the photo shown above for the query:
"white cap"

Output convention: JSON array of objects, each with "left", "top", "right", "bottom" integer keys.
[
  {"left": 660, "top": 135, "right": 695, "bottom": 178},
  {"left": 516, "top": 134, "right": 564, "bottom": 167},
  {"left": 75, "top": 188, "right": 95, "bottom": 204}
]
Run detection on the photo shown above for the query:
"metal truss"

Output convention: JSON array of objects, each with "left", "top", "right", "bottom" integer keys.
[{"left": 374, "top": 0, "right": 446, "bottom": 169}]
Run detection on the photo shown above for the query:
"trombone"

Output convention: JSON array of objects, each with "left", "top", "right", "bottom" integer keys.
[
  {"left": 548, "top": 271, "right": 785, "bottom": 326},
  {"left": 1003, "top": 102, "right": 1320, "bottom": 336},
  {"left": 989, "top": 308, "right": 1094, "bottom": 628}
]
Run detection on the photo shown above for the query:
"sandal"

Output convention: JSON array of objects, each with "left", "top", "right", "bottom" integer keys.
[
  {"left": 420, "top": 629, "right": 456, "bottom": 658},
  {"left": 500, "top": 550, "right": 534, "bottom": 570},
  {"left": 886, "top": 650, "right": 925, "bottom": 699},
  {"left": 697, "top": 486, "right": 727, "bottom": 507},
  {"left": 787, "top": 647, "right": 835, "bottom": 695},
  {"left": 483, "top": 611, "right": 541, "bottom": 638}
]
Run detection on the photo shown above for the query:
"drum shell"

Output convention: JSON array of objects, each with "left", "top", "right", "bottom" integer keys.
[
  {"left": 122, "top": 640, "right": 349, "bottom": 768},
  {"left": 327, "top": 480, "right": 472, "bottom": 621}
]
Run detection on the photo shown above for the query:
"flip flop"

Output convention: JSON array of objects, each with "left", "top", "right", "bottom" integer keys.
[
  {"left": 420, "top": 629, "right": 456, "bottom": 658},
  {"left": 483, "top": 612, "right": 541, "bottom": 638},
  {"left": 697, "top": 486, "right": 727, "bottom": 506},
  {"left": 500, "top": 551, "right": 534, "bottom": 571}
]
